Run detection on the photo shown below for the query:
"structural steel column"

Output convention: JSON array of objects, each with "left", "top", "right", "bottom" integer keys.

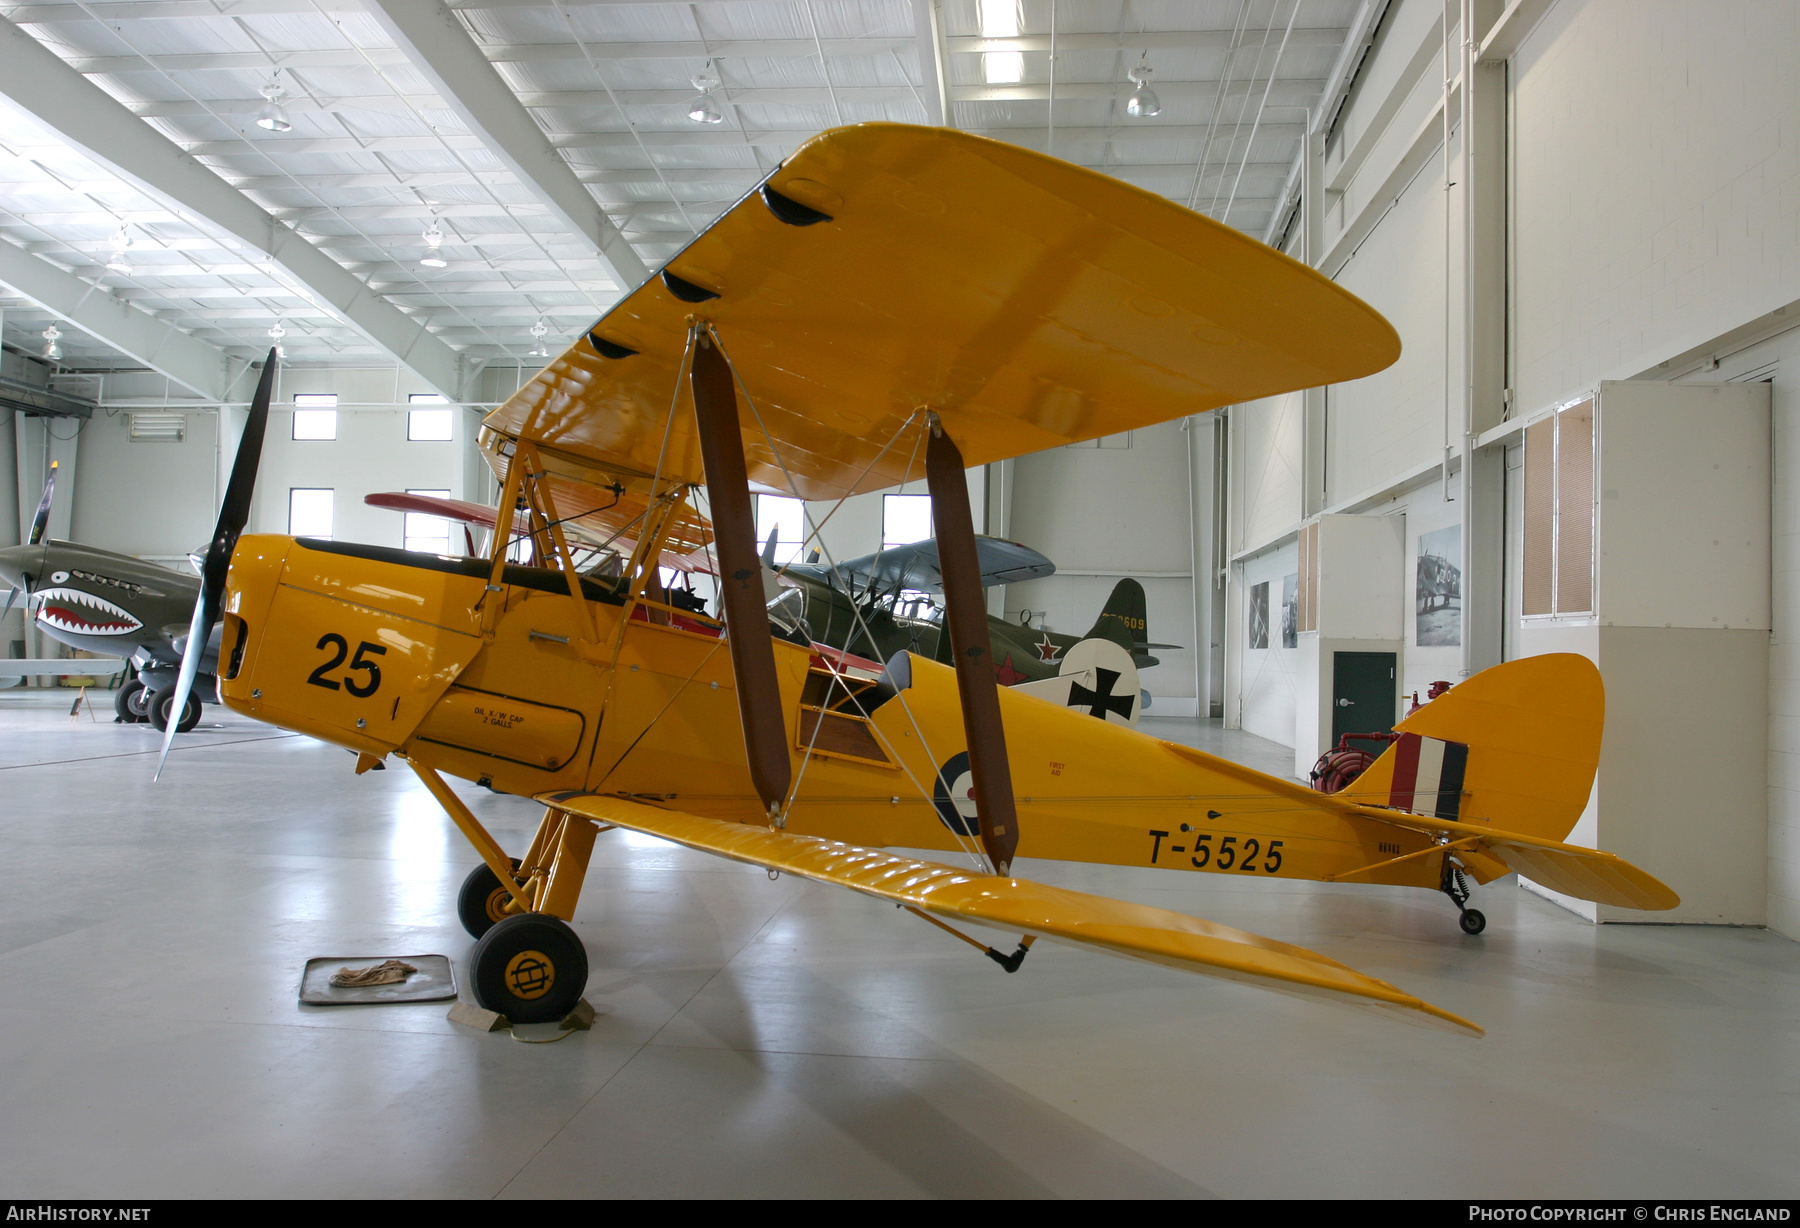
[{"left": 1463, "top": 16, "right": 1509, "bottom": 675}]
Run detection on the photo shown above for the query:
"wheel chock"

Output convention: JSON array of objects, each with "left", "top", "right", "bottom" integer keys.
[
  {"left": 560, "top": 999, "right": 596, "bottom": 1032},
  {"left": 447, "top": 1000, "right": 509, "bottom": 1032}
]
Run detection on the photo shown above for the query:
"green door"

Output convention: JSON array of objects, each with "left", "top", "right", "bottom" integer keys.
[{"left": 1332, "top": 651, "right": 1397, "bottom": 752}]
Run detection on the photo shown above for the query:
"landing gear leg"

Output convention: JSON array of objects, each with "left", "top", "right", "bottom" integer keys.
[{"left": 1440, "top": 856, "right": 1486, "bottom": 935}]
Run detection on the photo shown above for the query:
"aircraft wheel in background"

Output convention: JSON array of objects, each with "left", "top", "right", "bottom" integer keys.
[
  {"left": 146, "top": 687, "right": 202, "bottom": 734},
  {"left": 114, "top": 679, "right": 149, "bottom": 723},
  {"left": 457, "top": 858, "right": 525, "bottom": 939},
  {"left": 469, "top": 912, "right": 587, "bottom": 1024},
  {"left": 1459, "top": 909, "right": 1487, "bottom": 936}
]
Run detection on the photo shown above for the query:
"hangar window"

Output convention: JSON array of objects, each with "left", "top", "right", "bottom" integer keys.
[
  {"left": 882, "top": 493, "right": 932, "bottom": 550},
  {"left": 404, "top": 489, "right": 452, "bottom": 555},
  {"left": 408, "top": 393, "right": 454, "bottom": 441},
  {"left": 755, "top": 495, "right": 805, "bottom": 565},
  {"left": 1522, "top": 399, "right": 1595, "bottom": 617},
  {"left": 292, "top": 393, "right": 337, "bottom": 441},
  {"left": 289, "top": 488, "right": 334, "bottom": 539}
]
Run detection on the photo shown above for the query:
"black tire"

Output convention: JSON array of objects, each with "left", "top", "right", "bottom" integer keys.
[
  {"left": 114, "top": 679, "right": 149, "bottom": 724},
  {"left": 469, "top": 912, "right": 587, "bottom": 1024},
  {"left": 457, "top": 859, "right": 524, "bottom": 939},
  {"left": 1459, "top": 908, "right": 1487, "bottom": 936},
  {"left": 146, "top": 687, "right": 201, "bottom": 734}
]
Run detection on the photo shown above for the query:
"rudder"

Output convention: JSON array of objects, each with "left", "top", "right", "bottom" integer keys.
[
  {"left": 1341, "top": 654, "right": 1603, "bottom": 843},
  {"left": 1084, "top": 577, "right": 1147, "bottom": 652}
]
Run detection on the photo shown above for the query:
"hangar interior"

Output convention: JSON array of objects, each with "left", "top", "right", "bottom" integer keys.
[{"left": 1, "top": 0, "right": 1796, "bottom": 1200}]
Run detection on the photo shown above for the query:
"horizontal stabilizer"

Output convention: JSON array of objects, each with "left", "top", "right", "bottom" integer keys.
[
  {"left": 1348, "top": 807, "right": 1679, "bottom": 911},
  {"left": 544, "top": 792, "right": 1482, "bottom": 1036}
]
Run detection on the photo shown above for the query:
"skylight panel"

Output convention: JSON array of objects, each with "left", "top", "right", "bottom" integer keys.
[{"left": 980, "top": 0, "right": 1023, "bottom": 84}]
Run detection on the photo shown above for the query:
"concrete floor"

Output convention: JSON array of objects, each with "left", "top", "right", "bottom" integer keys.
[{"left": 0, "top": 689, "right": 1795, "bottom": 1199}]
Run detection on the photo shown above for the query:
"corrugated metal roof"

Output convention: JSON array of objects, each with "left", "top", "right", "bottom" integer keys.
[{"left": 0, "top": 0, "right": 1358, "bottom": 377}]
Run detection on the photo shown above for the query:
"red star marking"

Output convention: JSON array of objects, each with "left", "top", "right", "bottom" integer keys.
[
  {"left": 1033, "top": 634, "right": 1061, "bottom": 663},
  {"left": 994, "top": 653, "right": 1029, "bottom": 686}
]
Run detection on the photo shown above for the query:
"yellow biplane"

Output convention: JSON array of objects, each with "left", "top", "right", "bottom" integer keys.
[{"left": 157, "top": 125, "right": 1677, "bottom": 1037}]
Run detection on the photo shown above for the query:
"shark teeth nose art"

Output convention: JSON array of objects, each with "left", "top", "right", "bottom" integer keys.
[{"left": 32, "top": 586, "right": 143, "bottom": 635}]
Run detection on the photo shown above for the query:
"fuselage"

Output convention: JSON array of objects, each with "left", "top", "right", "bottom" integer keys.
[
  {"left": 0, "top": 540, "right": 198, "bottom": 662},
  {"left": 218, "top": 534, "right": 1443, "bottom": 891},
  {"left": 777, "top": 563, "right": 1129, "bottom": 685}
]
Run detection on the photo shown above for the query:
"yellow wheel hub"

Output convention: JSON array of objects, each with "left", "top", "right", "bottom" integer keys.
[
  {"left": 484, "top": 887, "right": 511, "bottom": 924},
  {"left": 504, "top": 949, "right": 555, "bottom": 1000}
]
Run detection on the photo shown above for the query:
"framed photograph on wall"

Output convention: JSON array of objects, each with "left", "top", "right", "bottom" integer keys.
[
  {"left": 1416, "top": 525, "right": 1462, "bottom": 647},
  {"left": 1249, "top": 581, "right": 1270, "bottom": 650},
  {"left": 1281, "top": 573, "right": 1298, "bottom": 648}
]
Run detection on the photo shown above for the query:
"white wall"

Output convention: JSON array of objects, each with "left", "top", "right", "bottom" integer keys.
[
  {"left": 1008, "top": 421, "right": 1198, "bottom": 702},
  {"left": 1671, "top": 330, "right": 1800, "bottom": 937},
  {"left": 1233, "top": 392, "right": 1303, "bottom": 551},
  {"left": 1239, "top": 541, "right": 1299, "bottom": 747},
  {"left": 1328, "top": 159, "right": 1452, "bottom": 502},
  {"left": 68, "top": 408, "right": 218, "bottom": 559},
  {"left": 1223, "top": 0, "right": 1800, "bottom": 936},
  {"left": 1512, "top": 0, "right": 1800, "bottom": 416}
]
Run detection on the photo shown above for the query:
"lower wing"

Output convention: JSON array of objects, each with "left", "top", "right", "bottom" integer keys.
[
  {"left": 1343, "top": 805, "right": 1680, "bottom": 911},
  {"left": 544, "top": 792, "right": 1482, "bottom": 1036}
]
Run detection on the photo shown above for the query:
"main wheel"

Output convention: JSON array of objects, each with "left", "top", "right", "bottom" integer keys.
[
  {"left": 469, "top": 913, "right": 587, "bottom": 1024},
  {"left": 145, "top": 684, "right": 202, "bottom": 731},
  {"left": 146, "top": 687, "right": 202, "bottom": 734},
  {"left": 1459, "top": 908, "right": 1487, "bottom": 935},
  {"left": 457, "top": 859, "right": 524, "bottom": 939},
  {"left": 114, "top": 679, "right": 149, "bottom": 723}
]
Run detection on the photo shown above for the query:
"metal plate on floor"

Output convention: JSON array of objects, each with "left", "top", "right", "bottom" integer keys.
[{"left": 299, "top": 955, "right": 457, "bottom": 1006}]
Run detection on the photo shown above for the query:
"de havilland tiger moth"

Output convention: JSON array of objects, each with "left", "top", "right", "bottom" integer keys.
[
  {"left": 366, "top": 487, "right": 1171, "bottom": 727},
  {"left": 153, "top": 124, "right": 1678, "bottom": 1032}
]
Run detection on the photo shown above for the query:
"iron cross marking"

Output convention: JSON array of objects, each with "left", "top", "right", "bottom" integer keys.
[{"left": 1069, "top": 667, "right": 1135, "bottom": 721}]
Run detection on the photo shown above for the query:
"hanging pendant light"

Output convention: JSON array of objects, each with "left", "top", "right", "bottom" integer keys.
[
  {"left": 1126, "top": 54, "right": 1161, "bottom": 119},
  {"left": 686, "top": 60, "right": 724, "bottom": 125},
  {"left": 41, "top": 324, "right": 62, "bottom": 362},
  {"left": 527, "top": 318, "right": 550, "bottom": 358},
  {"left": 104, "top": 226, "right": 133, "bottom": 275},
  {"left": 266, "top": 321, "right": 286, "bottom": 359},
  {"left": 256, "top": 72, "right": 292, "bottom": 133},
  {"left": 420, "top": 221, "right": 447, "bottom": 268}
]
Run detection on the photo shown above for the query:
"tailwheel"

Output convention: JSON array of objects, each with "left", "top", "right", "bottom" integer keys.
[
  {"left": 1440, "top": 856, "right": 1484, "bottom": 936},
  {"left": 457, "top": 858, "right": 525, "bottom": 939},
  {"left": 469, "top": 912, "right": 587, "bottom": 1024}
]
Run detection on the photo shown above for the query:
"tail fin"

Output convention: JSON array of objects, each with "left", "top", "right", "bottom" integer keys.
[
  {"left": 1343, "top": 653, "right": 1603, "bottom": 843},
  {"left": 1084, "top": 577, "right": 1146, "bottom": 652}
]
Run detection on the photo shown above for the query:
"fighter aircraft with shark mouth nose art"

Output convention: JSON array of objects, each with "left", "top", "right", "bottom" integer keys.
[
  {"left": 0, "top": 464, "right": 221, "bottom": 730},
  {"left": 152, "top": 124, "right": 1678, "bottom": 1035}
]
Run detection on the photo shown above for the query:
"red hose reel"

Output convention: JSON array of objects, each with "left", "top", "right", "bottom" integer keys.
[
  {"left": 1308, "top": 680, "right": 1454, "bottom": 793},
  {"left": 1308, "top": 732, "right": 1400, "bottom": 793}
]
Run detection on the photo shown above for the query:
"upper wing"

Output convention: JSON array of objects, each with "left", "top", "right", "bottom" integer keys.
[
  {"left": 483, "top": 123, "right": 1400, "bottom": 505},
  {"left": 830, "top": 536, "right": 1056, "bottom": 594},
  {"left": 546, "top": 792, "right": 1481, "bottom": 1036},
  {"left": 365, "top": 491, "right": 498, "bottom": 529}
]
